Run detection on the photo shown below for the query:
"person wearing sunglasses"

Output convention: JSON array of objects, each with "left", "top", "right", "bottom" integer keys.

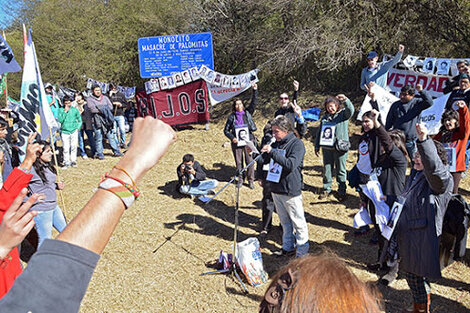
[{"left": 274, "top": 80, "right": 307, "bottom": 138}]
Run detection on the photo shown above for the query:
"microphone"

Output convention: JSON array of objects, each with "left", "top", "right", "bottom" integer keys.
[{"left": 265, "top": 136, "right": 276, "bottom": 148}]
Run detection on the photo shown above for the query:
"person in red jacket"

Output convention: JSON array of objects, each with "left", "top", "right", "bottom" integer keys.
[
  {"left": 434, "top": 100, "right": 470, "bottom": 194},
  {"left": 0, "top": 134, "right": 42, "bottom": 298}
]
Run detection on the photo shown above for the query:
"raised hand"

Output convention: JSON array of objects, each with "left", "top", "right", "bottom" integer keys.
[
  {"left": 398, "top": 44, "right": 405, "bottom": 53},
  {"left": 0, "top": 188, "right": 38, "bottom": 259},
  {"left": 416, "top": 84, "right": 423, "bottom": 92},
  {"left": 416, "top": 123, "right": 428, "bottom": 141},
  {"left": 118, "top": 116, "right": 176, "bottom": 181},
  {"left": 293, "top": 80, "right": 299, "bottom": 91},
  {"left": 336, "top": 94, "right": 347, "bottom": 102}
]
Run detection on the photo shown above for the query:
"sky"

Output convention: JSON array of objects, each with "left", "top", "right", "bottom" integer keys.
[{"left": 0, "top": 0, "right": 22, "bottom": 29}]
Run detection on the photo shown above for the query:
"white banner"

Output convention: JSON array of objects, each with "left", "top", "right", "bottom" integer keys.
[
  {"left": 0, "top": 33, "right": 21, "bottom": 74},
  {"left": 387, "top": 68, "right": 450, "bottom": 98},
  {"left": 145, "top": 66, "right": 260, "bottom": 105},
  {"left": 357, "top": 84, "right": 398, "bottom": 124},
  {"left": 419, "top": 93, "right": 450, "bottom": 135},
  {"left": 207, "top": 69, "right": 259, "bottom": 105}
]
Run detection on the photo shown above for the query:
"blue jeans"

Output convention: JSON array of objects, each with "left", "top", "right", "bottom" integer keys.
[
  {"left": 84, "top": 129, "right": 96, "bottom": 156},
  {"left": 114, "top": 115, "right": 126, "bottom": 146},
  {"left": 179, "top": 180, "right": 218, "bottom": 196},
  {"left": 34, "top": 205, "right": 67, "bottom": 247},
  {"left": 93, "top": 125, "right": 121, "bottom": 157},
  {"left": 78, "top": 129, "right": 86, "bottom": 157}
]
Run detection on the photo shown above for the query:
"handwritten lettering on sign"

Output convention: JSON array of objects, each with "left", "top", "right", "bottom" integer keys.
[{"left": 17, "top": 83, "right": 42, "bottom": 156}]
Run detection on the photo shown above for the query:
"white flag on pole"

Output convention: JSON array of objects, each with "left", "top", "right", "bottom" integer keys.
[{"left": 17, "top": 26, "right": 59, "bottom": 159}]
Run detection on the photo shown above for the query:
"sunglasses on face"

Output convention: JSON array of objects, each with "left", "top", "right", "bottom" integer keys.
[{"left": 280, "top": 97, "right": 289, "bottom": 100}]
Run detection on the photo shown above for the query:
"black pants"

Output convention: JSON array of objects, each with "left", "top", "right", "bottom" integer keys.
[{"left": 261, "top": 184, "right": 274, "bottom": 231}]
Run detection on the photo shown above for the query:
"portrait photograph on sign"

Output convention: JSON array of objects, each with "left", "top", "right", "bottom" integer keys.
[
  {"left": 190, "top": 66, "right": 201, "bottom": 80},
  {"left": 436, "top": 59, "right": 451, "bottom": 75},
  {"left": 422, "top": 57, "right": 437, "bottom": 73},
  {"left": 444, "top": 145, "right": 457, "bottom": 172},
  {"left": 236, "top": 126, "right": 249, "bottom": 147},
  {"left": 240, "top": 74, "right": 249, "bottom": 88},
  {"left": 174, "top": 73, "right": 184, "bottom": 86},
  {"left": 213, "top": 73, "right": 222, "bottom": 86},
  {"left": 199, "top": 65, "right": 209, "bottom": 78},
  {"left": 182, "top": 70, "right": 192, "bottom": 84},
  {"left": 159, "top": 77, "right": 169, "bottom": 90},
  {"left": 167, "top": 76, "right": 176, "bottom": 89},
  {"left": 222, "top": 75, "right": 231, "bottom": 88},
  {"left": 231, "top": 75, "right": 240, "bottom": 88},
  {"left": 266, "top": 150, "right": 286, "bottom": 183},
  {"left": 319, "top": 123, "right": 336, "bottom": 147},
  {"left": 145, "top": 79, "right": 160, "bottom": 94},
  {"left": 206, "top": 70, "right": 215, "bottom": 84}
]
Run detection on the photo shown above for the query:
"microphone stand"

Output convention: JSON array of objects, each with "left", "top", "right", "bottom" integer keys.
[{"left": 200, "top": 149, "right": 267, "bottom": 294}]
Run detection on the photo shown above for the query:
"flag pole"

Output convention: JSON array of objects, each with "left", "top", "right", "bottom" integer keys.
[
  {"left": 49, "top": 126, "right": 67, "bottom": 215},
  {"left": 2, "top": 31, "right": 8, "bottom": 109}
]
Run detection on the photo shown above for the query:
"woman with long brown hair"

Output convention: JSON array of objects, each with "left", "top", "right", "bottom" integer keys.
[{"left": 259, "top": 252, "right": 382, "bottom": 313}]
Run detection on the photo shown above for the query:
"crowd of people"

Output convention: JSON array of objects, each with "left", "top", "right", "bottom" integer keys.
[{"left": 0, "top": 43, "right": 468, "bottom": 313}]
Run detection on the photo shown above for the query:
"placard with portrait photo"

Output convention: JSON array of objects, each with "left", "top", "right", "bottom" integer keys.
[
  {"left": 190, "top": 66, "right": 201, "bottom": 80},
  {"left": 444, "top": 145, "right": 457, "bottom": 172},
  {"left": 235, "top": 126, "right": 249, "bottom": 147},
  {"left": 266, "top": 150, "right": 286, "bottom": 183},
  {"left": 173, "top": 72, "right": 184, "bottom": 87},
  {"left": 319, "top": 123, "right": 336, "bottom": 147},
  {"left": 159, "top": 77, "right": 169, "bottom": 90}
]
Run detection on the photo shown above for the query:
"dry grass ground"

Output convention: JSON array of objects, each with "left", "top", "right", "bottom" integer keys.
[{"left": 50, "top": 94, "right": 469, "bottom": 312}]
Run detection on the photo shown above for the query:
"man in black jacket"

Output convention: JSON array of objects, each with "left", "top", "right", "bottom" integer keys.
[
  {"left": 445, "top": 74, "right": 470, "bottom": 110},
  {"left": 385, "top": 84, "right": 433, "bottom": 160},
  {"left": 176, "top": 154, "right": 218, "bottom": 197},
  {"left": 260, "top": 116, "right": 308, "bottom": 257}
]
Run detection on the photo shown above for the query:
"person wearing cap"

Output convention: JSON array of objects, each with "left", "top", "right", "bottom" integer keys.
[
  {"left": 45, "top": 83, "right": 61, "bottom": 121},
  {"left": 360, "top": 44, "right": 405, "bottom": 92},
  {"left": 443, "top": 60, "right": 470, "bottom": 94}
]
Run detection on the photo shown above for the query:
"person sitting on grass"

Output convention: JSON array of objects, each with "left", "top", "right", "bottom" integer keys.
[{"left": 176, "top": 154, "right": 218, "bottom": 197}]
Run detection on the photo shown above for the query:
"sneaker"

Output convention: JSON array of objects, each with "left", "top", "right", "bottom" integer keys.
[
  {"left": 61, "top": 165, "right": 69, "bottom": 170},
  {"left": 273, "top": 249, "right": 295, "bottom": 257},
  {"left": 71, "top": 162, "right": 77, "bottom": 168},
  {"left": 81, "top": 154, "right": 88, "bottom": 159},
  {"left": 318, "top": 191, "right": 330, "bottom": 200},
  {"left": 113, "top": 152, "right": 123, "bottom": 157},
  {"left": 120, "top": 144, "right": 128, "bottom": 149}
]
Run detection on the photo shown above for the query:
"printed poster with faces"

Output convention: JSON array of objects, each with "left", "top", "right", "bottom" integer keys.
[
  {"left": 422, "top": 57, "right": 437, "bottom": 73},
  {"left": 436, "top": 59, "right": 451, "bottom": 75},
  {"left": 319, "top": 123, "right": 336, "bottom": 147},
  {"left": 266, "top": 150, "right": 286, "bottom": 183},
  {"left": 235, "top": 125, "right": 249, "bottom": 147},
  {"left": 443, "top": 143, "right": 457, "bottom": 172}
]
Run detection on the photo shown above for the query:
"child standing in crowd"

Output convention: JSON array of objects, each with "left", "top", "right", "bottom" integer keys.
[
  {"left": 28, "top": 141, "right": 67, "bottom": 247},
  {"left": 58, "top": 96, "right": 82, "bottom": 168},
  {"left": 315, "top": 94, "right": 354, "bottom": 201},
  {"left": 224, "top": 84, "right": 258, "bottom": 189},
  {"left": 434, "top": 100, "right": 470, "bottom": 194}
]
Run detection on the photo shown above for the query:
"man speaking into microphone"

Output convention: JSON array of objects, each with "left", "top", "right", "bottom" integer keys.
[{"left": 259, "top": 115, "right": 309, "bottom": 258}]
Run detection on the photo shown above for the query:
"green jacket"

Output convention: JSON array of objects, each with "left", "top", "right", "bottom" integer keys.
[
  {"left": 315, "top": 98, "right": 354, "bottom": 150},
  {"left": 58, "top": 106, "right": 82, "bottom": 134}
]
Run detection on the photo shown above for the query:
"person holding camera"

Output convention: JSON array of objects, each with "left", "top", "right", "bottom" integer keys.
[{"left": 176, "top": 154, "right": 218, "bottom": 197}]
